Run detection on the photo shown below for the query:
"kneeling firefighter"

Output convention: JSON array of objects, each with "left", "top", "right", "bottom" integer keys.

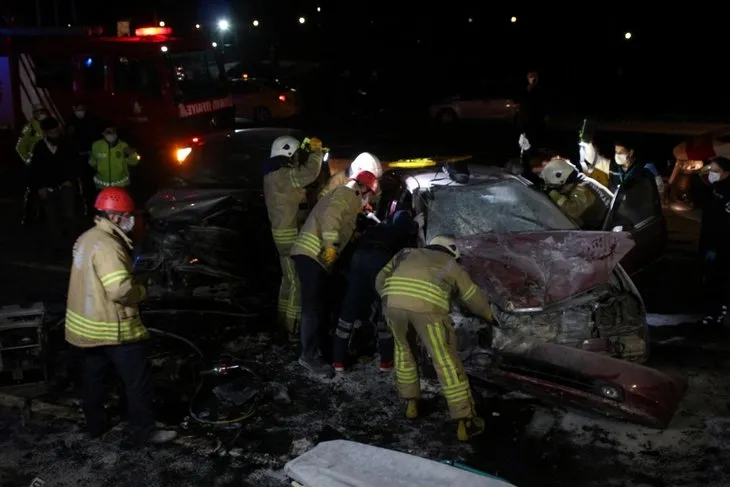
[
  {"left": 376, "top": 236, "right": 495, "bottom": 441},
  {"left": 332, "top": 210, "right": 419, "bottom": 373},
  {"left": 290, "top": 171, "right": 380, "bottom": 377},
  {"left": 65, "top": 188, "right": 176, "bottom": 445},
  {"left": 541, "top": 158, "right": 613, "bottom": 230},
  {"left": 263, "top": 135, "right": 324, "bottom": 337}
]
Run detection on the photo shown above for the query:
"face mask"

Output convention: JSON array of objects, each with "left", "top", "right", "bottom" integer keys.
[
  {"left": 47, "top": 136, "right": 61, "bottom": 145},
  {"left": 119, "top": 215, "right": 135, "bottom": 234},
  {"left": 75, "top": 110, "right": 86, "bottom": 119},
  {"left": 709, "top": 172, "right": 721, "bottom": 184},
  {"left": 104, "top": 135, "right": 118, "bottom": 144},
  {"left": 615, "top": 154, "right": 628, "bottom": 166}
]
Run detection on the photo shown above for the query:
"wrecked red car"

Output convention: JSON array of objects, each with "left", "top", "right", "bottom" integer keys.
[{"left": 377, "top": 164, "right": 686, "bottom": 428}]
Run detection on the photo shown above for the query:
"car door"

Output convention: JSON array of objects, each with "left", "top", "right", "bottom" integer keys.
[{"left": 602, "top": 172, "right": 667, "bottom": 274}]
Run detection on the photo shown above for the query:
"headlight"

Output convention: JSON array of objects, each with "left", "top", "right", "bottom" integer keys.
[{"left": 176, "top": 147, "right": 192, "bottom": 164}]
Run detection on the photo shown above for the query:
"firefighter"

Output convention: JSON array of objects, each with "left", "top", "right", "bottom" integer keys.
[
  {"left": 290, "top": 171, "right": 380, "bottom": 377},
  {"left": 317, "top": 152, "right": 383, "bottom": 199},
  {"left": 16, "top": 104, "right": 49, "bottom": 164},
  {"left": 376, "top": 235, "right": 494, "bottom": 441},
  {"left": 65, "top": 187, "right": 177, "bottom": 445},
  {"left": 332, "top": 210, "right": 418, "bottom": 373},
  {"left": 263, "top": 135, "right": 324, "bottom": 338},
  {"left": 541, "top": 158, "right": 612, "bottom": 230},
  {"left": 27, "top": 117, "right": 79, "bottom": 252},
  {"left": 89, "top": 126, "right": 139, "bottom": 190},
  {"left": 699, "top": 157, "right": 730, "bottom": 326}
]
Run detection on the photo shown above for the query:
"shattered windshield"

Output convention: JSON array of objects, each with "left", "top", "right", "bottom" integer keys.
[{"left": 425, "top": 179, "right": 576, "bottom": 240}]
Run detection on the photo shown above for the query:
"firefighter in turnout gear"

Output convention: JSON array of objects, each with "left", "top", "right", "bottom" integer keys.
[
  {"left": 376, "top": 235, "right": 494, "bottom": 441},
  {"left": 89, "top": 126, "right": 139, "bottom": 189},
  {"left": 16, "top": 104, "right": 49, "bottom": 164},
  {"left": 541, "top": 158, "right": 612, "bottom": 230},
  {"left": 290, "top": 170, "right": 380, "bottom": 377},
  {"left": 264, "top": 135, "right": 324, "bottom": 337},
  {"left": 65, "top": 188, "right": 176, "bottom": 445}
]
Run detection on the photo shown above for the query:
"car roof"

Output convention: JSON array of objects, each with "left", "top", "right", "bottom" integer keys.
[{"left": 387, "top": 163, "right": 531, "bottom": 192}]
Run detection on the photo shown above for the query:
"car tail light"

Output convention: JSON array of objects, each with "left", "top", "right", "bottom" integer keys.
[
  {"left": 278, "top": 94, "right": 287, "bottom": 102},
  {"left": 192, "top": 137, "right": 200, "bottom": 143},
  {"left": 176, "top": 147, "right": 192, "bottom": 164}
]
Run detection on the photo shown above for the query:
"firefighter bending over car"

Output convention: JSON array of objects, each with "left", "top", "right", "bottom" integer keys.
[
  {"left": 541, "top": 158, "right": 612, "bottom": 230},
  {"left": 65, "top": 188, "right": 176, "bottom": 445},
  {"left": 264, "top": 135, "right": 324, "bottom": 338},
  {"left": 290, "top": 170, "right": 380, "bottom": 377},
  {"left": 376, "top": 235, "right": 495, "bottom": 441},
  {"left": 89, "top": 126, "right": 139, "bottom": 189}
]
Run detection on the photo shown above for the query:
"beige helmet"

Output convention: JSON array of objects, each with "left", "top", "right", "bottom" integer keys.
[
  {"left": 428, "top": 235, "right": 459, "bottom": 260},
  {"left": 541, "top": 158, "right": 577, "bottom": 187}
]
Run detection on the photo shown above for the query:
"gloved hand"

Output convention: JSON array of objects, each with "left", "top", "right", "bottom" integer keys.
[
  {"left": 705, "top": 250, "right": 717, "bottom": 263},
  {"left": 309, "top": 137, "right": 323, "bottom": 152},
  {"left": 548, "top": 189, "right": 562, "bottom": 203},
  {"left": 579, "top": 141, "right": 597, "bottom": 166},
  {"left": 321, "top": 247, "right": 338, "bottom": 266},
  {"left": 518, "top": 133, "right": 531, "bottom": 152}
]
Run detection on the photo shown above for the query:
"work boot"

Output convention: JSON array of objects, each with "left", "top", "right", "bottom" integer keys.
[
  {"left": 333, "top": 362, "right": 346, "bottom": 373},
  {"left": 298, "top": 356, "right": 335, "bottom": 378},
  {"left": 405, "top": 399, "right": 419, "bottom": 420},
  {"left": 456, "top": 417, "right": 485, "bottom": 442},
  {"left": 147, "top": 429, "right": 178, "bottom": 445},
  {"left": 379, "top": 361, "right": 394, "bottom": 372}
]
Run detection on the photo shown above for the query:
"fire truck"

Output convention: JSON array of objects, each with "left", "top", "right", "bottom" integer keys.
[{"left": 0, "top": 25, "right": 234, "bottom": 177}]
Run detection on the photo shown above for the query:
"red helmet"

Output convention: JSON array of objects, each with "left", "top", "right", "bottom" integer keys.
[
  {"left": 350, "top": 170, "right": 379, "bottom": 193},
  {"left": 94, "top": 187, "right": 135, "bottom": 213}
]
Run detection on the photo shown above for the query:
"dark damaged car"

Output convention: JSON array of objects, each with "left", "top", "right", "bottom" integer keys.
[
  {"left": 376, "top": 163, "right": 686, "bottom": 428},
  {"left": 135, "top": 129, "right": 686, "bottom": 428}
]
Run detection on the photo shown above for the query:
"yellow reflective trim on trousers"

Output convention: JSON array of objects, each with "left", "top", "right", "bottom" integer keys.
[
  {"left": 462, "top": 284, "right": 477, "bottom": 301},
  {"left": 426, "top": 323, "right": 457, "bottom": 387},
  {"left": 390, "top": 321, "right": 419, "bottom": 384},
  {"left": 381, "top": 286, "right": 449, "bottom": 310},
  {"left": 100, "top": 270, "right": 128, "bottom": 286},
  {"left": 66, "top": 309, "right": 147, "bottom": 341}
]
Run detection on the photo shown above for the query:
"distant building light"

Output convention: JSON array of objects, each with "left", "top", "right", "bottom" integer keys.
[
  {"left": 195, "top": 24, "right": 201, "bottom": 29},
  {"left": 161, "top": 45, "right": 168, "bottom": 52},
  {"left": 159, "top": 21, "right": 165, "bottom": 27},
  {"left": 317, "top": 6, "right": 321, "bottom": 12},
  {"left": 468, "top": 18, "right": 473, "bottom": 23},
  {"left": 299, "top": 16, "right": 306, "bottom": 24},
  {"left": 212, "top": 42, "right": 218, "bottom": 47},
  {"left": 511, "top": 16, "right": 517, "bottom": 23},
  {"left": 253, "top": 19, "right": 259, "bottom": 27},
  {"left": 625, "top": 32, "right": 632, "bottom": 39}
]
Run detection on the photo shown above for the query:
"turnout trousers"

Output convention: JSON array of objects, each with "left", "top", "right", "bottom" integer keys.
[
  {"left": 277, "top": 252, "right": 301, "bottom": 334},
  {"left": 383, "top": 307, "right": 475, "bottom": 419}
]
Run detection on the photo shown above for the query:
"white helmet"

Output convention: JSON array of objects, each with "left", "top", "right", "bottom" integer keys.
[
  {"left": 271, "top": 135, "right": 300, "bottom": 158},
  {"left": 349, "top": 152, "right": 383, "bottom": 178},
  {"left": 541, "top": 158, "right": 577, "bottom": 187},
  {"left": 428, "top": 235, "right": 459, "bottom": 260}
]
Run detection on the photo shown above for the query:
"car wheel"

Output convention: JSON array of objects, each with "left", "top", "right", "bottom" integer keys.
[
  {"left": 436, "top": 108, "right": 458, "bottom": 124},
  {"left": 253, "top": 106, "right": 271, "bottom": 123}
]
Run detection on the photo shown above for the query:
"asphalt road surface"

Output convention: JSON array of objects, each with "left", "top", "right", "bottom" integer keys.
[{"left": 0, "top": 118, "right": 728, "bottom": 487}]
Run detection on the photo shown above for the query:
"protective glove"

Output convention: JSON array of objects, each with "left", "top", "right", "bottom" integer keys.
[
  {"left": 518, "top": 133, "right": 531, "bottom": 152},
  {"left": 579, "top": 141, "right": 596, "bottom": 166},
  {"left": 705, "top": 250, "right": 717, "bottom": 263},
  {"left": 309, "top": 137, "right": 323, "bottom": 152},
  {"left": 548, "top": 189, "right": 562, "bottom": 203},
  {"left": 321, "top": 247, "right": 338, "bottom": 266}
]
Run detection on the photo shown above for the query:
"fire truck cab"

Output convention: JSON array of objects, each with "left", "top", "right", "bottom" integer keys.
[{"left": 0, "top": 26, "right": 233, "bottom": 182}]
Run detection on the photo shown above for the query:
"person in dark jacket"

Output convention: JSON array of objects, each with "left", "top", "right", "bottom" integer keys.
[
  {"left": 699, "top": 157, "right": 730, "bottom": 326},
  {"left": 28, "top": 118, "right": 79, "bottom": 251},
  {"left": 65, "top": 101, "right": 101, "bottom": 213},
  {"left": 332, "top": 210, "right": 418, "bottom": 373}
]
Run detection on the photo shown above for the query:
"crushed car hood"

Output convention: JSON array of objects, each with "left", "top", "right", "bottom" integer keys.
[{"left": 456, "top": 231, "right": 635, "bottom": 311}]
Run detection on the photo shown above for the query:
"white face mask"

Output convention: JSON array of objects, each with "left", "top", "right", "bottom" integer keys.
[
  {"left": 75, "top": 110, "right": 86, "bottom": 119},
  {"left": 104, "top": 134, "right": 118, "bottom": 144},
  {"left": 615, "top": 154, "right": 628, "bottom": 166},
  {"left": 709, "top": 171, "right": 721, "bottom": 184},
  {"left": 119, "top": 215, "right": 135, "bottom": 234}
]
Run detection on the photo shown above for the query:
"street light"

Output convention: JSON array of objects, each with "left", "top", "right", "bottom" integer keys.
[
  {"left": 299, "top": 16, "right": 306, "bottom": 24},
  {"left": 624, "top": 32, "right": 632, "bottom": 40},
  {"left": 252, "top": 19, "right": 259, "bottom": 27},
  {"left": 159, "top": 21, "right": 165, "bottom": 27},
  {"left": 468, "top": 18, "right": 473, "bottom": 23},
  {"left": 317, "top": 6, "right": 321, "bottom": 12},
  {"left": 511, "top": 16, "right": 517, "bottom": 23},
  {"left": 212, "top": 42, "right": 218, "bottom": 47},
  {"left": 217, "top": 19, "right": 229, "bottom": 31},
  {"left": 195, "top": 24, "right": 201, "bottom": 29}
]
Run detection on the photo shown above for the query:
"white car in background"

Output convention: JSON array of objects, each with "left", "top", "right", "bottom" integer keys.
[{"left": 429, "top": 85, "right": 519, "bottom": 124}]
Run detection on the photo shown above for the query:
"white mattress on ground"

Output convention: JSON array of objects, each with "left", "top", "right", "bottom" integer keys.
[{"left": 284, "top": 440, "right": 517, "bottom": 487}]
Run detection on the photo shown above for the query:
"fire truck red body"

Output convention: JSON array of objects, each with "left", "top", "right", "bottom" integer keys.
[{"left": 0, "top": 26, "right": 234, "bottom": 165}]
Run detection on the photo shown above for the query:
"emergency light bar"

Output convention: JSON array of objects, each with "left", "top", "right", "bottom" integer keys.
[{"left": 135, "top": 26, "right": 172, "bottom": 36}]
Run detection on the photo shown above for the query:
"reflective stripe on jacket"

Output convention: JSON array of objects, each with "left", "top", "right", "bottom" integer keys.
[
  {"left": 264, "top": 152, "right": 323, "bottom": 256},
  {"left": 89, "top": 139, "right": 139, "bottom": 188},
  {"left": 376, "top": 248, "right": 493, "bottom": 320},
  {"left": 65, "top": 217, "right": 149, "bottom": 347},
  {"left": 16, "top": 119, "right": 43, "bottom": 164},
  {"left": 290, "top": 185, "right": 363, "bottom": 268}
]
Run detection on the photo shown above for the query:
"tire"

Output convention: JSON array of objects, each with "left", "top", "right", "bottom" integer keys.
[
  {"left": 436, "top": 108, "right": 458, "bottom": 125},
  {"left": 253, "top": 106, "right": 271, "bottom": 123}
]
